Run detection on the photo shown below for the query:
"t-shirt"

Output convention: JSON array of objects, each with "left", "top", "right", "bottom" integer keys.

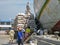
[
  {"left": 25, "top": 28, "right": 30, "bottom": 33},
  {"left": 17, "top": 31, "right": 24, "bottom": 40},
  {"left": 9, "top": 30, "right": 15, "bottom": 36}
]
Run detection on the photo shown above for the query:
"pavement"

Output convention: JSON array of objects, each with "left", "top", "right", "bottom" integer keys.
[
  {"left": 0, "top": 35, "right": 30, "bottom": 45},
  {"left": 0, "top": 34, "right": 37, "bottom": 45},
  {"left": 34, "top": 35, "right": 60, "bottom": 45},
  {"left": 36, "top": 35, "right": 60, "bottom": 42},
  {"left": 37, "top": 38, "right": 60, "bottom": 45},
  {"left": 0, "top": 34, "right": 60, "bottom": 45}
]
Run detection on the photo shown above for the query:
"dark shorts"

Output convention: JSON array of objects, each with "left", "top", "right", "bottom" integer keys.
[{"left": 17, "top": 39, "right": 23, "bottom": 45}]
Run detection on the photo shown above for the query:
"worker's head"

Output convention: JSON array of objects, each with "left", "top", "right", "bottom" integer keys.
[
  {"left": 17, "top": 26, "right": 23, "bottom": 31},
  {"left": 28, "top": 26, "right": 30, "bottom": 28}
]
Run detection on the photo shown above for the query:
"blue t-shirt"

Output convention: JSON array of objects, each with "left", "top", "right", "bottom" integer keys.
[{"left": 17, "top": 31, "right": 24, "bottom": 40}]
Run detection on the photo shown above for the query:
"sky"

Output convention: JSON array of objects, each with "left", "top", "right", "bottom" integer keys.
[{"left": 0, "top": 0, "right": 34, "bottom": 21}]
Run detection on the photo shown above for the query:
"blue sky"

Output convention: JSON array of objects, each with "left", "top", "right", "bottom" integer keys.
[{"left": 0, "top": 0, "right": 34, "bottom": 20}]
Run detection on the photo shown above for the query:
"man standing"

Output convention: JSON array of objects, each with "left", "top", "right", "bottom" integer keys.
[
  {"left": 25, "top": 27, "right": 31, "bottom": 38},
  {"left": 9, "top": 29, "right": 15, "bottom": 43},
  {"left": 17, "top": 27, "right": 24, "bottom": 45}
]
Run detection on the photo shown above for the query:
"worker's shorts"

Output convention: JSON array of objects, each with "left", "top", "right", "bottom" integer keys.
[{"left": 9, "top": 35, "right": 14, "bottom": 41}]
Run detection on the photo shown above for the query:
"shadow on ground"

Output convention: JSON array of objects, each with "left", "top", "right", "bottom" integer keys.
[
  {"left": 2, "top": 43, "right": 11, "bottom": 45},
  {"left": 2, "top": 42, "right": 17, "bottom": 45}
]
